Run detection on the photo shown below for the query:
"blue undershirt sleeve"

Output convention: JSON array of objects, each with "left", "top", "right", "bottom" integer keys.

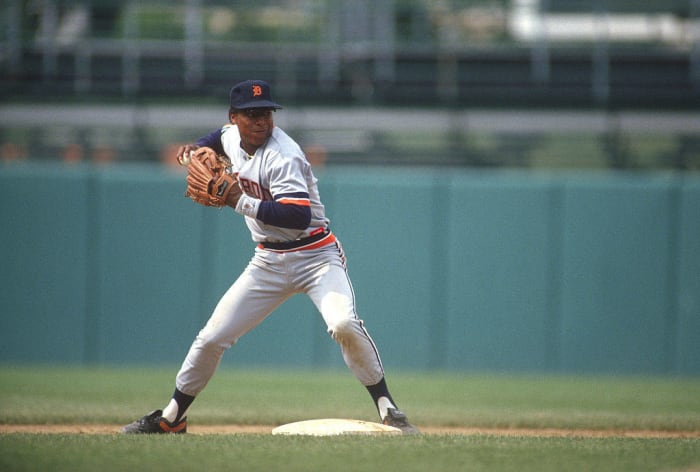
[
  {"left": 195, "top": 129, "right": 225, "bottom": 156},
  {"left": 257, "top": 201, "right": 311, "bottom": 230}
]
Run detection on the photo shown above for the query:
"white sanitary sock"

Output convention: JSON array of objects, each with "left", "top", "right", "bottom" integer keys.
[
  {"left": 161, "top": 399, "right": 185, "bottom": 423},
  {"left": 377, "top": 396, "right": 396, "bottom": 420}
]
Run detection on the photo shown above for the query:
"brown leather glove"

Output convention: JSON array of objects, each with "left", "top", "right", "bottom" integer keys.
[{"left": 184, "top": 147, "right": 241, "bottom": 208}]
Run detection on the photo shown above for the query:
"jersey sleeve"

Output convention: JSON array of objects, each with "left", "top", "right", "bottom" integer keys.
[
  {"left": 195, "top": 128, "right": 226, "bottom": 156},
  {"left": 260, "top": 154, "right": 312, "bottom": 229},
  {"left": 236, "top": 151, "right": 313, "bottom": 230}
]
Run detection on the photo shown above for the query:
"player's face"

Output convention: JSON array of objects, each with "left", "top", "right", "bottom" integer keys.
[{"left": 231, "top": 108, "right": 274, "bottom": 155}]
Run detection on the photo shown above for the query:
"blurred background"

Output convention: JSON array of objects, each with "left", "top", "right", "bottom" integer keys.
[
  {"left": 1, "top": 0, "right": 699, "bottom": 168},
  {"left": 1, "top": 1, "right": 699, "bottom": 376}
]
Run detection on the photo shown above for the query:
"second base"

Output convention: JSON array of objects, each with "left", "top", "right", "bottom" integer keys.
[{"left": 271, "top": 418, "right": 402, "bottom": 436}]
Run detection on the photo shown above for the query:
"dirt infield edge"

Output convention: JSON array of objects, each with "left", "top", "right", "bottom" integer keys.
[{"left": 1, "top": 424, "right": 698, "bottom": 438}]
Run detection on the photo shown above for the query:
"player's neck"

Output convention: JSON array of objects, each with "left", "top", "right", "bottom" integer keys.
[{"left": 240, "top": 143, "right": 258, "bottom": 157}]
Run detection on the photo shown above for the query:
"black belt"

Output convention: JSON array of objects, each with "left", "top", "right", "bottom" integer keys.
[{"left": 259, "top": 229, "right": 331, "bottom": 251}]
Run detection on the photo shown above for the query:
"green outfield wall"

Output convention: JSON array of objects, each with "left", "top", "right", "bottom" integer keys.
[{"left": 1, "top": 164, "right": 698, "bottom": 375}]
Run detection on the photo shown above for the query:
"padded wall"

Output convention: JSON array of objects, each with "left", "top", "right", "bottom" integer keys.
[{"left": 1, "top": 164, "right": 697, "bottom": 375}]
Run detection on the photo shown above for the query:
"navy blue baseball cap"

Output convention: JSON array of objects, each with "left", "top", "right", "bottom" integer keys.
[{"left": 229, "top": 80, "right": 282, "bottom": 110}]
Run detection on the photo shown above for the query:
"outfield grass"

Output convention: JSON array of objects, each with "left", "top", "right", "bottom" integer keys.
[
  {"left": 1, "top": 433, "right": 699, "bottom": 472},
  {"left": 1, "top": 366, "right": 699, "bottom": 471}
]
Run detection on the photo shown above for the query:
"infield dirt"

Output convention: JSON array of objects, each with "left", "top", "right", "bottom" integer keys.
[{"left": 1, "top": 424, "right": 698, "bottom": 438}]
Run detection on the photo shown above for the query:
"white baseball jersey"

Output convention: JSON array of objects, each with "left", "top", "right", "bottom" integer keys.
[
  {"left": 174, "top": 123, "right": 386, "bottom": 398},
  {"left": 220, "top": 124, "right": 329, "bottom": 244}
]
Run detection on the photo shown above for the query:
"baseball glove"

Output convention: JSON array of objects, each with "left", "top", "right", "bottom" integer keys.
[{"left": 185, "top": 147, "right": 240, "bottom": 208}]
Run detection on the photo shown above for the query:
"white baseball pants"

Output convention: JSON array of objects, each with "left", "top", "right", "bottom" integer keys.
[{"left": 175, "top": 240, "right": 386, "bottom": 396}]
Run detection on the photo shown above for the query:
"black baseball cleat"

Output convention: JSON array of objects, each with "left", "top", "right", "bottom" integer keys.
[
  {"left": 121, "top": 410, "right": 187, "bottom": 434},
  {"left": 382, "top": 408, "right": 420, "bottom": 435}
]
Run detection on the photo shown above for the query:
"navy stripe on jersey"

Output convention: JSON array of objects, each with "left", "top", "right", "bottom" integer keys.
[
  {"left": 256, "top": 192, "right": 311, "bottom": 230},
  {"left": 195, "top": 129, "right": 225, "bottom": 155}
]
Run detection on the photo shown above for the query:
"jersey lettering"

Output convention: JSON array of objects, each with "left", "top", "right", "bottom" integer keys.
[{"left": 239, "top": 177, "right": 273, "bottom": 201}]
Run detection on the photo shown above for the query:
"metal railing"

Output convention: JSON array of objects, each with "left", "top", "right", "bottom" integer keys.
[
  {"left": 2, "top": 0, "right": 699, "bottom": 107},
  {"left": 2, "top": 1, "right": 699, "bottom": 169}
]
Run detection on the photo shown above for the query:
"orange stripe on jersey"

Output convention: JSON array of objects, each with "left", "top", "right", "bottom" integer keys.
[
  {"left": 264, "top": 232, "right": 336, "bottom": 252},
  {"left": 302, "top": 232, "right": 336, "bottom": 250},
  {"left": 257, "top": 230, "right": 335, "bottom": 252},
  {"left": 277, "top": 197, "right": 311, "bottom": 206}
]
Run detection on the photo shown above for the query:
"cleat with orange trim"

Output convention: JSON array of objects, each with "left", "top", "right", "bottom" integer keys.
[{"left": 121, "top": 410, "right": 187, "bottom": 434}]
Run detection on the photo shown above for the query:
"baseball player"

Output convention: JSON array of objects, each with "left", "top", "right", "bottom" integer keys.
[{"left": 121, "top": 80, "right": 418, "bottom": 435}]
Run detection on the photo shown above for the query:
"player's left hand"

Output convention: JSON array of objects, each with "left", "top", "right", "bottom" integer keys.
[{"left": 184, "top": 147, "right": 241, "bottom": 208}]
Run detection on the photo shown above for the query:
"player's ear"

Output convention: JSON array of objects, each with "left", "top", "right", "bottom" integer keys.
[{"left": 228, "top": 108, "right": 237, "bottom": 125}]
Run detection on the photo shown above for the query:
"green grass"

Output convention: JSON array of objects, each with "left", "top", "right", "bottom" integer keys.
[
  {"left": 1, "top": 366, "right": 699, "bottom": 471},
  {"left": 1, "top": 434, "right": 699, "bottom": 472},
  {"left": 2, "top": 366, "right": 699, "bottom": 430}
]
